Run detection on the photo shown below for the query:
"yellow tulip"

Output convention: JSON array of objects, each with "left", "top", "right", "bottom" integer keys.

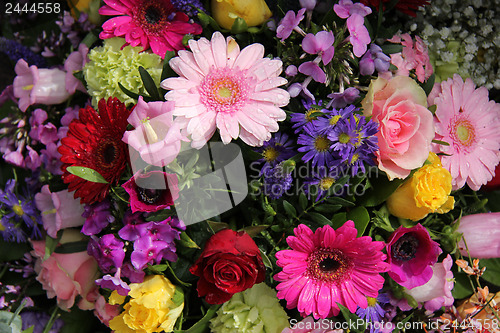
[
  {"left": 387, "top": 153, "right": 454, "bottom": 221},
  {"left": 211, "top": 0, "right": 272, "bottom": 30}
]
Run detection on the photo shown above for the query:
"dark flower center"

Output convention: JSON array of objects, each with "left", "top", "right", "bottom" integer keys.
[
  {"left": 137, "top": 187, "right": 165, "bottom": 204},
  {"left": 96, "top": 139, "right": 121, "bottom": 169},
  {"left": 103, "top": 143, "right": 117, "bottom": 165},
  {"left": 145, "top": 6, "right": 161, "bottom": 24},
  {"left": 392, "top": 233, "right": 419, "bottom": 261},
  {"left": 307, "top": 248, "right": 352, "bottom": 282}
]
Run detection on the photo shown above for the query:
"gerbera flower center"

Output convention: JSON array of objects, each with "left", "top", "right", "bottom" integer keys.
[
  {"left": 137, "top": 187, "right": 164, "bottom": 204},
  {"left": 307, "top": 247, "right": 352, "bottom": 283},
  {"left": 263, "top": 147, "right": 280, "bottom": 162},
  {"left": 199, "top": 68, "right": 250, "bottom": 113},
  {"left": 451, "top": 117, "right": 476, "bottom": 148},
  {"left": 96, "top": 139, "right": 121, "bottom": 169},
  {"left": 145, "top": 6, "right": 162, "bottom": 24},
  {"left": 392, "top": 233, "right": 419, "bottom": 261},
  {"left": 320, "top": 177, "right": 335, "bottom": 191},
  {"left": 314, "top": 136, "right": 331, "bottom": 152},
  {"left": 135, "top": 1, "right": 172, "bottom": 34}
]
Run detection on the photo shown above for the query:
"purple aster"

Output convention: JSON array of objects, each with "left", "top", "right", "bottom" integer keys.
[
  {"left": 356, "top": 293, "right": 390, "bottom": 333},
  {"left": 290, "top": 99, "right": 326, "bottom": 133},
  {"left": 171, "top": 0, "right": 205, "bottom": 17},
  {"left": 21, "top": 311, "right": 64, "bottom": 333},
  {"left": 297, "top": 123, "right": 335, "bottom": 168},
  {"left": 359, "top": 44, "right": 391, "bottom": 76},
  {"left": 118, "top": 211, "right": 149, "bottom": 241},
  {"left": 131, "top": 236, "right": 171, "bottom": 271},
  {"left": 328, "top": 114, "right": 361, "bottom": 159},
  {"left": 0, "top": 37, "right": 47, "bottom": 68},
  {"left": 255, "top": 132, "right": 295, "bottom": 173},
  {"left": 263, "top": 161, "right": 294, "bottom": 200},
  {"left": 304, "top": 167, "right": 348, "bottom": 201},
  {"left": 312, "top": 104, "right": 355, "bottom": 134},
  {"left": 347, "top": 14, "right": 371, "bottom": 57},
  {"left": 81, "top": 200, "right": 116, "bottom": 236},
  {"left": 326, "top": 87, "right": 360, "bottom": 109},
  {"left": 276, "top": 8, "right": 306, "bottom": 41},
  {"left": 87, "top": 234, "right": 125, "bottom": 273},
  {"left": 0, "top": 179, "right": 42, "bottom": 241},
  {"left": 96, "top": 269, "right": 131, "bottom": 296},
  {"left": 301, "top": 31, "right": 335, "bottom": 65}
]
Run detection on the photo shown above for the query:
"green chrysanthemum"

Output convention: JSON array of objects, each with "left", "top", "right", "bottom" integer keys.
[
  {"left": 210, "top": 283, "right": 289, "bottom": 333},
  {"left": 83, "top": 37, "right": 162, "bottom": 107}
]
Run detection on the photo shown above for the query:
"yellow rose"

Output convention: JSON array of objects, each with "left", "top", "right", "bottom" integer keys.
[
  {"left": 387, "top": 153, "right": 455, "bottom": 221},
  {"left": 211, "top": 0, "right": 272, "bottom": 30},
  {"left": 109, "top": 275, "right": 184, "bottom": 333}
]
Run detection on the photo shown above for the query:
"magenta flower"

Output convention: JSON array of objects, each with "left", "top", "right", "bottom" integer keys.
[
  {"left": 122, "top": 170, "right": 179, "bottom": 213},
  {"left": 131, "top": 236, "right": 171, "bottom": 270},
  {"left": 405, "top": 255, "right": 454, "bottom": 312},
  {"left": 13, "top": 59, "right": 71, "bottom": 112},
  {"left": 276, "top": 8, "right": 306, "bottom": 41},
  {"left": 122, "top": 96, "right": 188, "bottom": 167},
  {"left": 96, "top": 269, "right": 131, "bottom": 296},
  {"left": 298, "top": 61, "right": 326, "bottom": 83},
  {"left": 334, "top": 0, "right": 372, "bottom": 18},
  {"left": 87, "top": 234, "right": 126, "bottom": 273},
  {"left": 64, "top": 43, "right": 89, "bottom": 94},
  {"left": 302, "top": 31, "right": 335, "bottom": 65},
  {"left": 118, "top": 211, "right": 149, "bottom": 241},
  {"left": 81, "top": 200, "right": 116, "bottom": 236},
  {"left": 386, "top": 224, "right": 441, "bottom": 289},
  {"left": 98, "top": 0, "right": 202, "bottom": 58},
  {"left": 34, "top": 185, "right": 86, "bottom": 238},
  {"left": 346, "top": 14, "right": 371, "bottom": 57},
  {"left": 275, "top": 221, "right": 389, "bottom": 319},
  {"left": 456, "top": 213, "right": 500, "bottom": 259}
]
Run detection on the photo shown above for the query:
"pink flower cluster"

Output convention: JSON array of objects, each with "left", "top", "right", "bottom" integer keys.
[{"left": 388, "top": 33, "right": 433, "bottom": 83}]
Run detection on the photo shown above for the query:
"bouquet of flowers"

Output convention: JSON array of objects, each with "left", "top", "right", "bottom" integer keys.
[{"left": 0, "top": 0, "right": 499, "bottom": 332}]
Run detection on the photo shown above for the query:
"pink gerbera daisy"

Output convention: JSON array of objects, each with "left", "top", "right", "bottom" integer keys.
[
  {"left": 98, "top": 0, "right": 202, "bottom": 58},
  {"left": 274, "top": 221, "right": 389, "bottom": 319},
  {"left": 161, "top": 31, "right": 290, "bottom": 148},
  {"left": 429, "top": 74, "right": 500, "bottom": 190}
]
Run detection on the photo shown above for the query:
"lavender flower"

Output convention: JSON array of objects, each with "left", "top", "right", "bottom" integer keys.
[
  {"left": 21, "top": 311, "right": 64, "bottom": 333},
  {"left": 28, "top": 109, "right": 58, "bottom": 145},
  {"left": 81, "top": 200, "right": 115, "bottom": 236},
  {"left": 0, "top": 37, "right": 46, "bottom": 68},
  {"left": 171, "top": 0, "right": 205, "bottom": 17},
  {"left": 290, "top": 100, "right": 326, "bottom": 133},
  {"left": 263, "top": 161, "right": 294, "bottom": 200},
  {"left": 96, "top": 269, "right": 130, "bottom": 296},
  {"left": 87, "top": 234, "right": 125, "bottom": 273}
]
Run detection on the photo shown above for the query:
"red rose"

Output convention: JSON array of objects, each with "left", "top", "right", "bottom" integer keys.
[{"left": 189, "top": 229, "right": 266, "bottom": 304}]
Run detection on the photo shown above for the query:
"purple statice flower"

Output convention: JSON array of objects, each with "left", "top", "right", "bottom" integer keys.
[
  {"left": 0, "top": 179, "right": 42, "bottom": 241},
  {"left": 360, "top": 44, "right": 391, "bottom": 76},
  {"left": 21, "top": 311, "right": 64, "bottom": 333},
  {"left": 298, "top": 123, "right": 335, "bottom": 168},
  {"left": 87, "top": 234, "right": 125, "bottom": 273},
  {"left": 334, "top": 0, "right": 372, "bottom": 19},
  {"left": 326, "top": 87, "right": 360, "bottom": 109},
  {"left": 118, "top": 211, "right": 149, "bottom": 241},
  {"left": 171, "top": 0, "right": 205, "bottom": 17},
  {"left": 96, "top": 268, "right": 131, "bottom": 296},
  {"left": 276, "top": 8, "right": 306, "bottom": 41},
  {"left": 356, "top": 293, "right": 390, "bottom": 333},
  {"left": 28, "top": 109, "right": 58, "bottom": 145},
  {"left": 301, "top": 31, "right": 335, "bottom": 65},
  {"left": 328, "top": 114, "right": 361, "bottom": 160},
  {"left": 40, "top": 143, "right": 62, "bottom": 175},
  {"left": 290, "top": 100, "right": 326, "bottom": 133},
  {"left": 263, "top": 161, "right": 294, "bottom": 199},
  {"left": 298, "top": 61, "right": 326, "bottom": 83},
  {"left": 255, "top": 132, "right": 295, "bottom": 173},
  {"left": 81, "top": 200, "right": 115, "bottom": 236},
  {"left": 346, "top": 14, "right": 371, "bottom": 57},
  {"left": 0, "top": 37, "right": 47, "bottom": 68}
]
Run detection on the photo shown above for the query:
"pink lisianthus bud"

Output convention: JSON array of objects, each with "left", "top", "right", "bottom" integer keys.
[
  {"left": 13, "top": 59, "right": 71, "bottom": 111},
  {"left": 456, "top": 213, "right": 500, "bottom": 259}
]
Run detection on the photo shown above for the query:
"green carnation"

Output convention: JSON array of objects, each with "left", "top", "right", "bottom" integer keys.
[
  {"left": 210, "top": 283, "right": 289, "bottom": 333},
  {"left": 83, "top": 37, "right": 163, "bottom": 107}
]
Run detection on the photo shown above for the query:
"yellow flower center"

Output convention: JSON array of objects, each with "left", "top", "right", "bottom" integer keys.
[
  {"left": 263, "top": 147, "right": 279, "bottom": 163},
  {"left": 350, "top": 154, "right": 359, "bottom": 164},
  {"left": 23, "top": 84, "right": 34, "bottom": 91},
  {"left": 305, "top": 108, "right": 320, "bottom": 122},
  {"left": 314, "top": 136, "right": 330, "bottom": 152},
  {"left": 367, "top": 297, "right": 378, "bottom": 307},
  {"left": 13, "top": 205, "right": 24, "bottom": 216},
  {"left": 452, "top": 115, "right": 476, "bottom": 148},
  {"left": 339, "top": 133, "right": 350, "bottom": 144},
  {"left": 218, "top": 86, "right": 232, "bottom": 98},
  {"left": 320, "top": 177, "right": 335, "bottom": 191},
  {"left": 329, "top": 115, "right": 341, "bottom": 125}
]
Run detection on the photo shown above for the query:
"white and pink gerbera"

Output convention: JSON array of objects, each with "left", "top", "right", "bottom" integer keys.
[
  {"left": 429, "top": 74, "right": 500, "bottom": 190},
  {"left": 160, "top": 31, "right": 290, "bottom": 148}
]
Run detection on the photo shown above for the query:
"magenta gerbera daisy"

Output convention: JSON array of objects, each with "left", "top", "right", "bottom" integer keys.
[
  {"left": 274, "top": 221, "right": 389, "bottom": 319},
  {"left": 98, "top": 0, "right": 202, "bottom": 58},
  {"left": 161, "top": 31, "right": 290, "bottom": 148},
  {"left": 429, "top": 74, "right": 500, "bottom": 190}
]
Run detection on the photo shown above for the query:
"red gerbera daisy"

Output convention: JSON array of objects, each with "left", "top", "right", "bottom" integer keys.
[
  {"left": 58, "top": 98, "right": 132, "bottom": 204},
  {"left": 98, "top": 0, "right": 202, "bottom": 58},
  {"left": 360, "top": 0, "right": 429, "bottom": 17}
]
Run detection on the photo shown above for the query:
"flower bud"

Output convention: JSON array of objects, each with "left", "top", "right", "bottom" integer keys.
[
  {"left": 456, "top": 212, "right": 500, "bottom": 258},
  {"left": 211, "top": 0, "right": 272, "bottom": 30}
]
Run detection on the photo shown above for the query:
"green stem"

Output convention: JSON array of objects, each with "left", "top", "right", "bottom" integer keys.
[{"left": 42, "top": 307, "right": 59, "bottom": 333}]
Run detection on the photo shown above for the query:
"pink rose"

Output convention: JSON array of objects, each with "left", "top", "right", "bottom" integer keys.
[
  {"left": 35, "top": 185, "right": 86, "bottom": 238},
  {"left": 93, "top": 294, "right": 121, "bottom": 327},
  {"left": 31, "top": 230, "right": 99, "bottom": 311},
  {"left": 362, "top": 76, "right": 434, "bottom": 179}
]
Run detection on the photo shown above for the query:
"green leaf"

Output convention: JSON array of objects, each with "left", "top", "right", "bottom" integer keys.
[
  {"left": 174, "top": 304, "right": 221, "bottom": 333},
  {"left": 308, "top": 212, "right": 331, "bottom": 225},
  {"left": 178, "top": 232, "right": 200, "bottom": 249},
  {"left": 331, "top": 213, "right": 347, "bottom": 229},
  {"left": 314, "top": 204, "right": 342, "bottom": 214},
  {"left": 118, "top": 82, "right": 141, "bottom": 101},
  {"left": 161, "top": 51, "right": 177, "bottom": 81},
  {"left": 149, "top": 264, "right": 169, "bottom": 273},
  {"left": 44, "top": 231, "right": 62, "bottom": 260},
  {"left": 171, "top": 287, "right": 185, "bottom": 307},
  {"left": 283, "top": 200, "right": 297, "bottom": 217},
  {"left": 22, "top": 326, "right": 34, "bottom": 333},
  {"left": 380, "top": 43, "right": 403, "bottom": 54},
  {"left": 325, "top": 197, "right": 355, "bottom": 207},
  {"left": 357, "top": 175, "right": 404, "bottom": 207},
  {"left": 298, "top": 192, "right": 308, "bottom": 211},
  {"left": 336, "top": 303, "right": 365, "bottom": 333},
  {"left": 260, "top": 249, "right": 273, "bottom": 269},
  {"left": 346, "top": 207, "right": 370, "bottom": 237},
  {"left": 451, "top": 270, "right": 474, "bottom": 299},
  {"left": 0, "top": 310, "right": 22, "bottom": 333},
  {"left": 480, "top": 258, "right": 500, "bottom": 286},
  {"left": 240, "top": 225, "right": 268, "bottom": 237},
  {"left": 420, "top": 73, "right": 436, "bottom": 96},
  {"left": 66, "top": 166, "right": 108, "bottom": 184},
  {"left": 54, "top": 241, "right": 88, "bottom": 254},
  {"left": 432, "top": 139, "right": 450, "bottom": 146},
  {"left": 139, "top": 66, "right": 162, "bottom": 101},
  {"left": 206, "top": 221, "right": 230, "bottom": 233}
]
